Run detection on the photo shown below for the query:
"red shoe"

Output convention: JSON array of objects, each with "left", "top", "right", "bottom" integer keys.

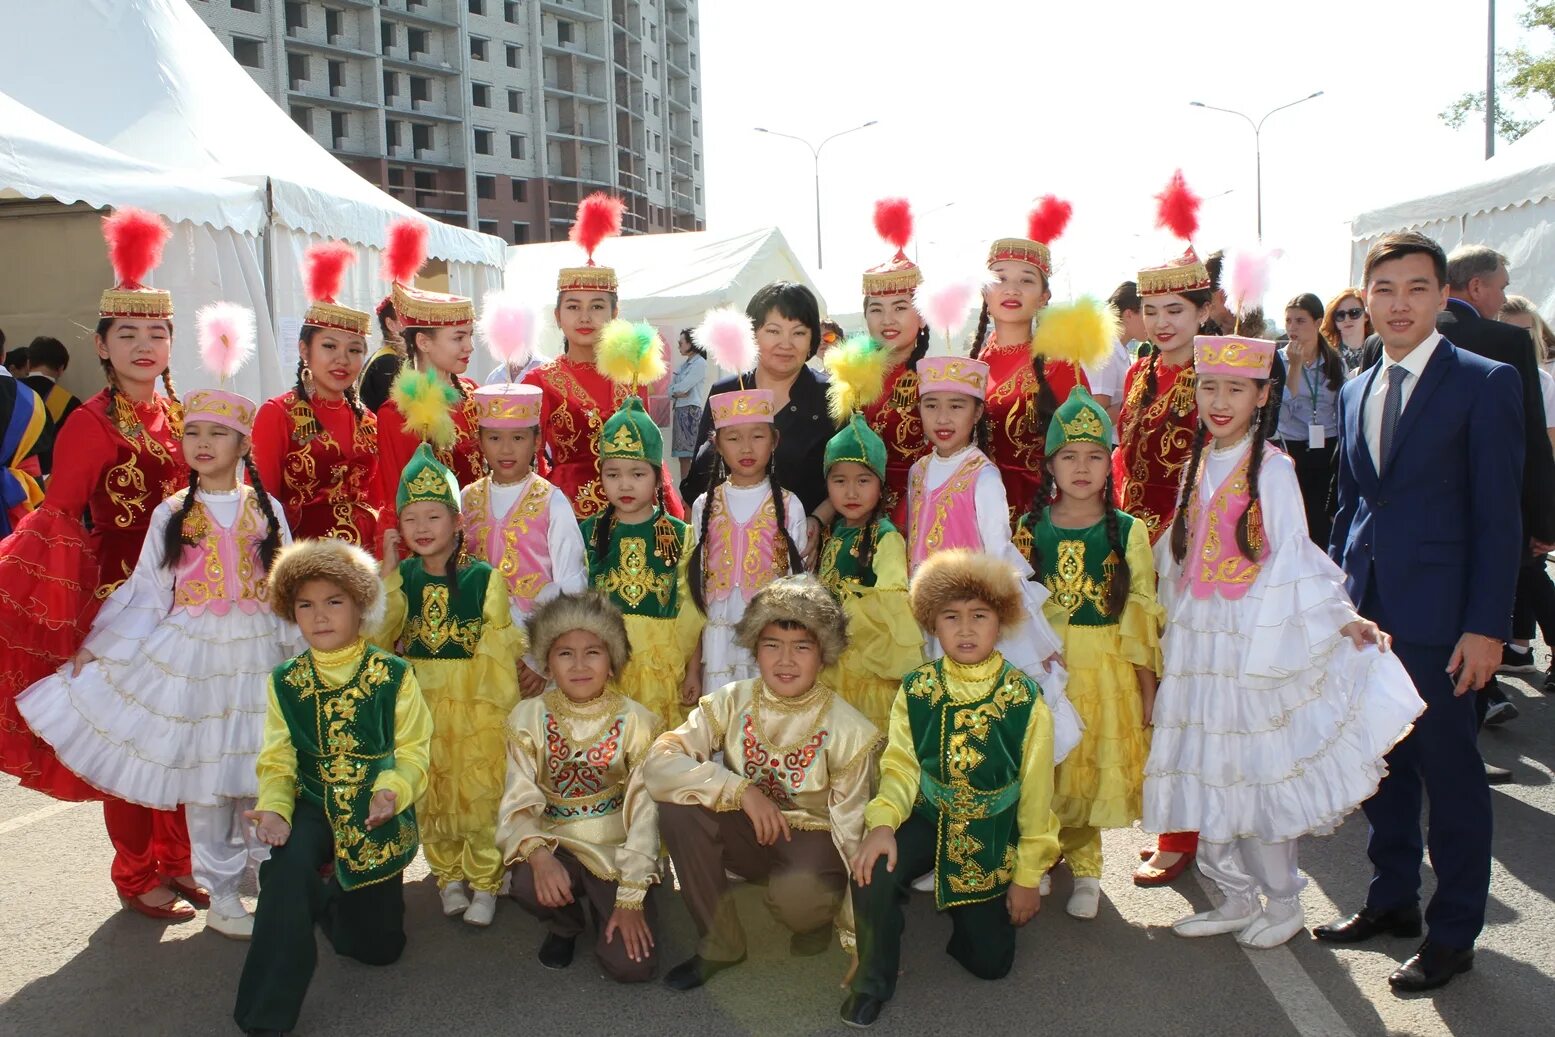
[
  {"left": 120, "top": 892, "right": 197, "bottom": 922},
  {"left": 1133, "top": 852, "right": 1195, "bottom": 887},
  {"left": 166, "top": 876, "right": 211, "bottom": 909}
]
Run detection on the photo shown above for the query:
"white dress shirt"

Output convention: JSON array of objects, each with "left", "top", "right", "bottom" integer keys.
[{"left": 1365, "top": 331, "right": 1441, "bottom": 472}]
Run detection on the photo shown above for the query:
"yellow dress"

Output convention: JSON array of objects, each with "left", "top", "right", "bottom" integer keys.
[
  {"left": 374, "top": 558, "right": 526, "bottom": 893},
  {"left": 818, "top": 524, "right": 925, "bottom": 731}
]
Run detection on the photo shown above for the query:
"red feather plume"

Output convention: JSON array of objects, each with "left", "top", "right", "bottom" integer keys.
[
  {"left": 305, "top": 242, "right": 356, "bottom": 304},
  {"left": 381, "top": 218, "right": 428, "bottom": 284},
  {"left": 1026, "top": 195, "right": 1072, "bottom": 246},
  {"left": 873, "top": 198, "right": 914, "bottom": 257},
  {"left": 102, "top": 208, "right": 171, "bottom": 289},
  {"left": 570, "top": 192, "right": 624, "bottom": 264},
  {"left": 1154, "top": 170, "right": 1201, "bottom": 241}
]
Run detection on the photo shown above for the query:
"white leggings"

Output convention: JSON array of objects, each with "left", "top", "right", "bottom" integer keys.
[
  {"left": 185, "top": 798, "right": 268, "bottom": 912},
  {"left": 1197, "top": 837, "right": 1305, "bottom": 906}
]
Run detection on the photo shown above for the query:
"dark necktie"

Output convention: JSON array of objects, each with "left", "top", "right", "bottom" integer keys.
[{"left": 1379, "top": 365, "right": 1407, "bottom": 474}]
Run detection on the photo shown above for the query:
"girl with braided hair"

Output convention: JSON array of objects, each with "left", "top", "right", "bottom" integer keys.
[
  {"left": 1144, "top": 334, "right": 1421, "bottom": 950},
  {"left": 252, "top": 241, "right": 386, "bottom": 553},
  {"left": 1014, "top": 387, "right": 1161, "bottom": 920},
  {"left": 18, "top": 368, "right": 298, "bottom": 941}
]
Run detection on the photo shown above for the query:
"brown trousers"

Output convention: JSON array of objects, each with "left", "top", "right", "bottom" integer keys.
[
  {"left": 658, "top": 800, "right": 846, "bottom": 962},
  {"left": 510, "top": 847, "right": 658, "bottom": 983}
]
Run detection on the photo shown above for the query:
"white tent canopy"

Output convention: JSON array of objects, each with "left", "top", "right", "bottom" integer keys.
[{"left": 1350, "top": 120, "right": 1555, "bottom": 316}]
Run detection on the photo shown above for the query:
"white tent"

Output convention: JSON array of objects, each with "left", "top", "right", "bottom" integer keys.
[
  {"left": 1351, "top": 120, "right": 1555, "bottom": 314},
  {"left": 0, "top": 0, "right": 505, "bottom": 399}
]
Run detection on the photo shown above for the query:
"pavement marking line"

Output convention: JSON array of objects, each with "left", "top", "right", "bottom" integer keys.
[
  {"left": 0, "top": 800, "right": 82, "bottom": 837},
  {"left": 1194, "top": 872, "right": 1359, "bottom": 1037}
]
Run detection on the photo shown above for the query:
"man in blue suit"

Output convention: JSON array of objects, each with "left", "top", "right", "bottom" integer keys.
[{"left": 1316, "top": 233, "right": 1523, "bottom": 992}]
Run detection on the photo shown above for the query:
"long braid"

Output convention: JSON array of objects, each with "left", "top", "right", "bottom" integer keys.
[
  {"left": 767, "top": 458, "right": 805, "bottom": 576},
  {"left": 1029, "top": 354, "right": 1058, "bottom": 438},
  {"left": 1169, "top": 424, "right": 1209, "bottom": 564},
  {"left": 1234, "top": 405, "right": 1270, "bottom": 562},
  {"left": 1101, "top": 475, "right": 1131, "bottom": 617},
  {"left": 1022, "top": 465, "right": 1056, "bottom": 581},
  {"left": 160, "top": 367, "right": 180, "bottom": 405},
  {"left": 450, "top": 528, "right": 468, "bottom": 576},
  {"left": 592, "top": 502, "right": 616, "bottom": 566},
  {"left": 687, "top": 451, "right": 725, "bottom": 614},
  {"left": 906, "top": 323, "right": 931, "bottom": 371},
  {"left": 967, "top": 301, "right": 992, "bottom": 360},
  {"left": 974, "top": 405, "right": 993, "bottom": 455},
  {"left": 1140, "top": 344, "right": 1162, "bottom": 408},
  {"left": 295, "top": 355, "right": 310, "bottom": 404},
  {"left": 856, "top": 497, "right": 888, "bottom": 575},
  {"left": 343, "top": 383, "right": 366, "bottom": 420},
  {"left": 242, "top": 454, "right": 284, "bottom": 572},
  {"left": 450, "top": 371, "right": 470, "bottom": 400},
  {"left": 161, "top": 469, "right": 203, "bottom": 570}
]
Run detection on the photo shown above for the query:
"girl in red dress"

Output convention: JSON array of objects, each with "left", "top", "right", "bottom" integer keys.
[
  {"left": 0, "top": 209, "right": 204, "bottom": 920},
  {"left": 1114, "top": 171, "right": 1214, "bottom": 887},
  {"left": 252, "top": 241, "right": 386, "bottom": 553},
  {"left": 524, "top": 193, "right": 683, "bottom": 521},
  {"left": 967, "top": 197, "right": 1090, "bottom": 518},
  {"left": 373, "top": 219, "right": 486, "bottom": 513}
]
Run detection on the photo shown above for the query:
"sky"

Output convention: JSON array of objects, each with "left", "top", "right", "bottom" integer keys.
[{"left": 696, "top": 0, "right": 1550, "bottom": 324}]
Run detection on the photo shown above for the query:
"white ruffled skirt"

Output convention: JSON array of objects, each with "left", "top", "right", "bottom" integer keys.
[
  {"left": 1143, "top": 536, "right": 1424, "bottom": 844},
  {"left": 17, "top": 608, "right": 298, "bottom": 809}
]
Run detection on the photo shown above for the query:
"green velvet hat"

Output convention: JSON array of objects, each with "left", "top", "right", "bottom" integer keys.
[
  {"left": 396, "top": 442, "right": 460, "bottom": 512},
  {"left": 598, "top": 395, "right": 664, "bottom": 465},
  {"left": 1046, "top": 386, "right": 1113, "bottom": 451},
  {"left": 824, "top": 413, "right": 888, "bottom": 480}
]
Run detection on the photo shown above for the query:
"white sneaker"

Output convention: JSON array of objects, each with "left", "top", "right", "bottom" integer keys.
[
  {"left": 1236, "top": 899, "right": 1305, "bottom": 949},
  {"left": 464, "top": 890, "right": 497, "bottom": 927},
  {"left": 440, "top": 881, "right": 471, "bottom": 916},
  {"left": 910, "top": 871, "right": 935, "bottom": 893},
  {"left": 1066, "top": 877, "right": 1101, "bottom": 919},
  {"left": 205, "top": 905, "right": 255, "bottom": 941},
  {"left": 1173, "top": 897, "right": 1260, "bottom": 937},
  {"left": 498, "top": 869, "right": 513, "bottom": 897},
  {"left": 1038, "top": 871, "right": 1052, "bottom": 897}
]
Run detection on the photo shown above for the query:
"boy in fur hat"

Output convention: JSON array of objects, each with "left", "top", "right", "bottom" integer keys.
[
  {"left": 644, "top": 575, "right": 882, "bottom": 993},
  {"left": 843, "top": 549, "right": 1061, "bottom": 1028},
  {"left": 234, "top": 539, "right": 433, "bottom": 1037},
  {"left": 497, "top": 591, "right": 664, "bottom": 980}
]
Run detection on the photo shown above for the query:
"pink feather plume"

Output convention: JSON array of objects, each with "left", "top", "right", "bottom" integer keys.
[
  {"left": 195, "top": 302, "right": 257, "bottom": 382},
  {"left": 477, "top": 291, "right": 537, "bottom": 368},
  {"left": 1224, "top": 246, "right": 1283, "bottom": 318},
  {"left": 913, "top": 275, "right": 982, "bottom": 337},
  {"left": 695, "top": 306, "right": 758, "bottom": 375}
]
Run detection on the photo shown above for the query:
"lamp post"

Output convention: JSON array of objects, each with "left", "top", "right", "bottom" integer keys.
[
  {"left": 754, "top": 120, "right": 878, "bottom": 269},
  {"left": 1188, "top": 92, "right": 1323, "bottom": 240}
]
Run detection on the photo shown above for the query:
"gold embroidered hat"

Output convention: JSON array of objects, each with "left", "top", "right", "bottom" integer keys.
[
  {"left": 861, "top": 197, "right": 923, "bottom": 298},
  {"left": 473, "top": 383, "right": 542, "bottom": 429},
  {"left": 710, "top": 388, "right": 775, "bottom": 430},
  {"left": 183, "top": 389, "right": 258, "bottom": 436},
  {"left": 557, "top": 192, "right": 623, "bottom": 293},
  {"left": 599, "top": 395, "right": 664, "bottom": 465},
  {"left": 987, "top": 195, "right": 1073, "bottom": 279},
  {"left": 916, "top": 356, "right": 989, "bottom": 400},
  {"left": 396, "top": 442, "right": 461, "bottom": 512},
  {"left": 824, "top": 414, "right": 887, "bottom": 480},
  {"left": 1138, "top": 170, "right": 1211, "bottom": 297},
  {"left": 1046, "top": 386, "right": 1113, "bottom": 452},
  {"left": 99, "top": 208, "right": 174, "bottom": 320},
  {"left": 303, "top": 241, "right": 371, "bottom": 337},
  {"left": 382, "top": 217, "right": 474, "bottom": 328},
  {"left": 1193, "top": 335, "right": 1276, "bottom": 379}
]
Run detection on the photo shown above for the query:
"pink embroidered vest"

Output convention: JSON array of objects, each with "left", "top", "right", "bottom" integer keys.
[
  {"left": 172, "top": 487, "right": 273, "bottom": 616},
  {"left": 1178, "top": 445, "right": 1269, "bottom": 600},
  {"left": 703, "top": 485, "right": 787, "bottom": 605},
  {"left": 462, "top": 475, "right": 554, "bottom": 617},
  {"left": 906, "top": 451, "right": 989, "bottom": 570}
]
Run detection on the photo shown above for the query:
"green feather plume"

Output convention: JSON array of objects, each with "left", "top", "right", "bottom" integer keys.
[
  {"left": 596, "top": 318, "right": 667, "bottom": 387},
  {"left": 389, "top": 367, "right": 460, "bottom": 450},
  {"left": 823, "top": 333, "right": 890, "bottom": 425}
]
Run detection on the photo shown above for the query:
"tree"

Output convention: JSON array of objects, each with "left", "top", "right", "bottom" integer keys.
[{"left": 1441, "top": 1, "right": 1555, "bottom": 144}]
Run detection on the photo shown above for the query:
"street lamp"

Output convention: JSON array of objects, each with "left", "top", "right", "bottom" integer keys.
[
  {"left": 754, "top": 120, "right": 879, "bottom": 269},
  {"left": 1189, "top": 92, "right": 1323, "bottom": 240}
]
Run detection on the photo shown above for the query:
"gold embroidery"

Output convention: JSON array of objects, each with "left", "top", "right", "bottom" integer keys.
[
  {"left": 404, "top": 582, "right": 482, "bottom": 654},
  {"left": 1045, "top": 539, "right": 1112, "bottom": 617},
  {"left": 598, "top": 536, "right": 672, "bottom": 608}
]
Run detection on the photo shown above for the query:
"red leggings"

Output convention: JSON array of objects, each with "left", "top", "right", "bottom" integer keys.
[
  {"left": 104, "top": 799, "right": 191, "bottom": 898},
  {"left": 1158, "top": 831, "right": 1199, "bottom": 855}
]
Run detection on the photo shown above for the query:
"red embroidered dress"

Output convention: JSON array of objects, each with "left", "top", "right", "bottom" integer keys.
[
  {"left": 523, "top": 355, "right": 656, "bottom": 520},
  {"left": 252, "top": 391, "right": 384, "bottom": 551},
  {"left": 979, "top": 333, "right": 1087, "bottom": 517},
  {"left": 0, "top": 391, "right": 186, "bottom": 797},
  {"left": 375, "top": 375, "right": 486, "bottom": 516},
  {"left": 1114, "top": 355, "right": 1198, "bottom": 544},
  {"left": 861, "top": 363, "right": 928, "bottom": 526}
]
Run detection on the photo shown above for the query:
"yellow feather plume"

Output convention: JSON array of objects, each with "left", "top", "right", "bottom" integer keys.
[
  {"left": 595, "top": 319, "right": 667, "bottom": 387},
  {"left": 389, "top": 367, "right": 459, "bottom": 450},
  {"left": 1031, "top": 296, "right": 1119, "bottom": 370},
  {"left": 823, "top": 334, "right": 890, "bottom": 426}
]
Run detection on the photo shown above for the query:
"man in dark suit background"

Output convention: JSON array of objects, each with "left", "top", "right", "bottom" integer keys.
[{"left": 1317, "top": 233, "right": 1523, "bottom": 992}]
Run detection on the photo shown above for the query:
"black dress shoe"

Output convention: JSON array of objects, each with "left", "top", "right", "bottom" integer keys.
[
  {"left": 1313, "top": 905, "right": 1422, "bottom": 944},
  {"left": 662, "top": 953, "right": 745, "bottom": 991},
  {"left": 841, "top": 993, "right": 884, "bottom": 1028},
  {"left": 790, "top": 926, "right": 832, "bottom": 957},
  {"left": 1389, "top": 941, "right": 1474, "bottom": 992},
  {"left": 538, "top": 932, "right": 576, "bottom": 970},
  {"left": 1485, "top": 762, "right": 1514, "bottom": 784}
]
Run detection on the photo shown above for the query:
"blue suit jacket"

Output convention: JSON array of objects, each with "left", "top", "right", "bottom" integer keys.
[{"left": 1329, "top": 338, "right": 1523, "bottom": 647}]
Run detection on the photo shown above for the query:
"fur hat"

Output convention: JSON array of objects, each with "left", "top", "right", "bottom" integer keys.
[
  {"left": 526, "top": 591, "right": 632, "bottom": 676},
  {"left": 734, "top": 575, "right": 848, "bottom": 667},
  {"left": 909, "top": 549, "right": 1024, "bottom": 632},
  {"left": 268, "top": 538, "right": 384, "bottom": 630}
]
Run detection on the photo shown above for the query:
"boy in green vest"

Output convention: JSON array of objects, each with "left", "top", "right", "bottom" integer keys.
[
  {"left": 843, "top": 549, "right": 1061, "bottom": 1028},
  {"left": 233, "top": 539, "right": 433, "bottom": 1037}
]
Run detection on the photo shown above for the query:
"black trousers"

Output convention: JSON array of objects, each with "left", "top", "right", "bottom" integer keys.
[
  {"left": 1274, "top": 439, "right": 1337, "bottom": 546},
  {"left": 233, "top": 800, "right": 406, "bottom": 1034},
  {"left": 1511, "top": 556, "right": 1555, "bottom": 644},
  {"left": 850, "top": 813, "right": 1017, "bottom": 1002}
]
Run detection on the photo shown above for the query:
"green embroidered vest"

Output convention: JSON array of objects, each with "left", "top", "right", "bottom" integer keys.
[
  {"left": 397, "top": 558, "right": 494, "bottom": 659},
  {"left": 1013, "top": 510, "right": 1134, "bottom": 627},
  {"left": 903, "top": 656, "right": 1038, "bottom": 908},
  {"left": 819, "top": 518, "right": 898, "bottom": 594},
  {"left": 580, "top": 508, "right": 687, "bottom": 619},
  {"left": 271, "top": 646, "right": 419, "bottom": 890}
]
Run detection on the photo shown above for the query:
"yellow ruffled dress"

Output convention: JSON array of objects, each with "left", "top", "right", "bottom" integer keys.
[{"left": 819, "top": 522, "right": 925, "bottom": 731}]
